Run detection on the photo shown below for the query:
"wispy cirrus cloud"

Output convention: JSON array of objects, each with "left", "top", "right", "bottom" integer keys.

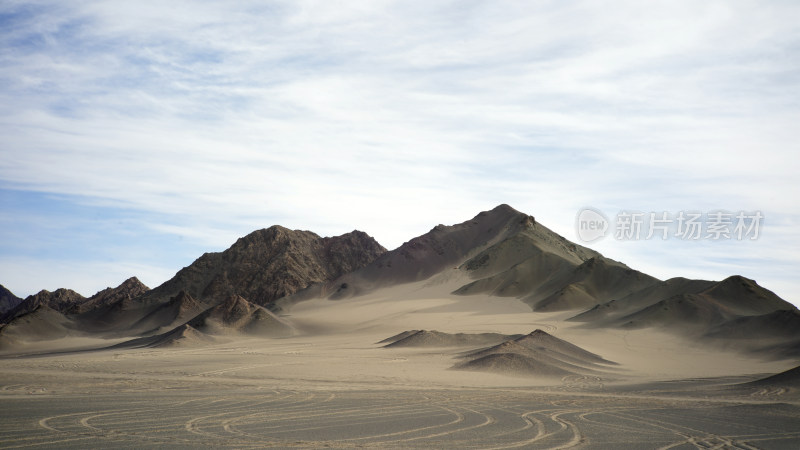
[{"left": 1, "top": 0, "right": 798, "bottom": 303}]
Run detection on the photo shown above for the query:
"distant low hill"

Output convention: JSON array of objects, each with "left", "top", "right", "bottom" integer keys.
[
  {"left": 380, "top": 330, "right": 520, "bottom": 348},
  {"left": 112, "top": 294, "right": 293, "bottom": 349},
  {"left": 0, "top": 278, "right": 149, "bottom": 346}
]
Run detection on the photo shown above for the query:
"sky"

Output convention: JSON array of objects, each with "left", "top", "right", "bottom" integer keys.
[{"left": 1, "top": 0, "right": 799, "bottom": 306}]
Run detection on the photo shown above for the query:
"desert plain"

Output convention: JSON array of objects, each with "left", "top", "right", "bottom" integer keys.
[{"left": 1, "top": 274, "right": 799, "bottom": 449}]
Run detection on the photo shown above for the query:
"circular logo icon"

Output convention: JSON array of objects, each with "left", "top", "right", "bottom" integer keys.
[{"left": 575, "top": 208, "right": 609, "bottom": 242}]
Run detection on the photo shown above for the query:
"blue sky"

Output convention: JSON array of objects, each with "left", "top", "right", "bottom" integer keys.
[{"left": 1, "top": 0, "right": 799, "bottom": 306}]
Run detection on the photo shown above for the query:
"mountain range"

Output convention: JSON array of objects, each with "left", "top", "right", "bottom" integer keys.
[{"left": 2, "top": 204, "right": 798, "bottom": 356}]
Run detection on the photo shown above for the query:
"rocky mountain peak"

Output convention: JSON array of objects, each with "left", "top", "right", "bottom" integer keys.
[
  {"left": 28, "top": 288, "right": 85, "bottom": 310},
  {"left": 66, "top": 277, "right": 152, "bottom": 315},
  {"left": 117, "top": 277, "right": 149, "bottom": 293},
  {"left": 233, "top": 225, "right": 309, "bottom": 247},
  {"left": 0, "top": 288, "right": 86, "bottom": 323},
  {"left": 138, "top": 227, "right": 386, "bottom": 307}
]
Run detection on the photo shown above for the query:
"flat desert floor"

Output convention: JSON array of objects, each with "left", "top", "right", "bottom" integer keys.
[{"left": 1, "top": 279, "right": 799, "bottom": 449}]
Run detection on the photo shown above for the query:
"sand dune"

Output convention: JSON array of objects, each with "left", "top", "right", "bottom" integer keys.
[
  {"left": 618, "top": 293, "right": 733, "bottom": 330},
  {"left": 510, "top": 329, "right": 617, "bottom": 365},
  {"left": 382, "top": 330, "right": 519, "bottom": 348},
  {"left": 128, "top": 290, "right": 206, "bottom": 335},
  {"left": 377, "top": 329, "right": 421, "bottom": 344},
  {"left": 0, "top": 305, "right": 78, "bottom": 347},
  {"left": 701, "top": 309, "right": 800, "bottom": 358},
  {"left": 185, "top": 294, "right": 294, "bottom": 337},
  {"left": 460, "top": 340, "right": 604, "bottom": 374},
  {"left": 112, "top": 323, "right": 216, "bottom": 349},
  {"left": 748, "top": 365, "right": 800, "bottom": 388},
  {"left": 568, "top": 277, "right": 715, "bottom": 323},
  {"left": 594, "top": 276, "right": 799, "bottom": 344},
  {"left": 454, "top": 352, "right": 585, "bottom": 377},
  {"left": 451, "top": 330, "right": 618, "bottom": 378},
  {"left": 111, "top": 295, "right": 293, "bottom": 348},
  {"left": 534, "top": 283, "right": 598, "bottom": 312},
  {"left": 151, "top": 324, "right": 216, "bottom": 347},
  {"left": 706, "top": 309, "right": 800, "bottom": 340},
  {"left": 563, "top": 271, "right": 799, "bottom": 360}
]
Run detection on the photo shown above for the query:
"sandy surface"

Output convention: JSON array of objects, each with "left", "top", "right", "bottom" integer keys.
[{"left": 1, "top": 277, "right": 799, "bottom": 448}]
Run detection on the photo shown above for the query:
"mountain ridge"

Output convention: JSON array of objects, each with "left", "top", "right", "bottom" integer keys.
[
  {"left": 139, "top": 226, "right": 386, "bottom": 308},
  {"left": 2, "top": 204, "right": 798, "bottom": 358}
]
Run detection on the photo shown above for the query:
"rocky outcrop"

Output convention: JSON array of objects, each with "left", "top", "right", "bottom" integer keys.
[
  {"left": 69, "top": 277, "right": 150, "bottom": 314},
  {"left": 2, "top": 288, "right": 85, "bottom": 323},
  {"left": 139, "top": 227, "right": 386, "bottom": 307}
]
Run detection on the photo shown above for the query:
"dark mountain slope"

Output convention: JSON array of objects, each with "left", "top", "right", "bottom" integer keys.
[
  {"left": 70, "top": 277, "right": 150, "bottom": 315},
  {"left": 185, "top": 294, "right": 294, "bottom": 336},
  {"left": 78, "top": 228, "right": 386, "bottom": 335},
  {"left": 2, "top": 288, "right": 85, "bottom": 324},
  {"left": 140, "top": 227, "right": 386, "bottom": 307},
  {"left": 127, "top": 290, "right": 206, "bottom": 335},
  {"left": 569, "top": 277, "right": 715, "bottom": 324},
  {"left": 0, "top": 285, "right": 22, "bottom": 316}
]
